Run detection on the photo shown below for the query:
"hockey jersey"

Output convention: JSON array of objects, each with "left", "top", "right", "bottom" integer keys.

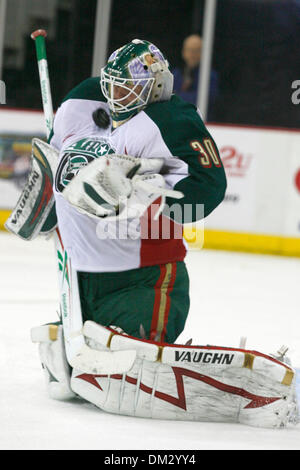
[{"left": 50, "top": 78, "right": 226, "bottom": 272}]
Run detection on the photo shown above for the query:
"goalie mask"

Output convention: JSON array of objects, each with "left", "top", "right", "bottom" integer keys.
[{"left": 100, "top": 39, "right": 174, "bottom": 125}]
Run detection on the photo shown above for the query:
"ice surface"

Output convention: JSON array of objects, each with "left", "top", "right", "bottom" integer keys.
[{"left": 0, "top": 232, "right": 299, "bottom": 450}]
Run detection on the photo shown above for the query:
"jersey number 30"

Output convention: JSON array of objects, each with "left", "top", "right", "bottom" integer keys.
[{"left": 190, "top": 138, "right": 222, "bottom": 168}]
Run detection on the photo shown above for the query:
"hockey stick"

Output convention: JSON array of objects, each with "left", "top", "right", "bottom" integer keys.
[{"left": 31, "top": 29, "right": 136, "bottom": 374}]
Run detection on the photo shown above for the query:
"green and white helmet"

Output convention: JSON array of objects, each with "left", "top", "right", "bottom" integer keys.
[{"left": 100, "top": 39, "right": 174, "bottom": 124}]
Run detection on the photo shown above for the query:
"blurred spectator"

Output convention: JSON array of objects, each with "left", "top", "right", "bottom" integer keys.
[{"left": 172, "top": 34, "right": 219, "bottom": 120}]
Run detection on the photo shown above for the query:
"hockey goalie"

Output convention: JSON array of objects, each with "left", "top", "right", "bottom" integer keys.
[{"left": 7, "top": 38, "right": 298, "bottom": 428}]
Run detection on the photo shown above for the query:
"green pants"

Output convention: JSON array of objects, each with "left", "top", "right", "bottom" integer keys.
[{"left": 77, "top": 261, "right": 190, "bottom": 344}]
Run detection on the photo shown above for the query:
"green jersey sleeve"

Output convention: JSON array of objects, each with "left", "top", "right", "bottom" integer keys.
[
  {"left": 61, "top": 77, "right": 105, "bottom": 103},
  {"left": 145, "top": 95, "right": 227, "bottom": 222}
]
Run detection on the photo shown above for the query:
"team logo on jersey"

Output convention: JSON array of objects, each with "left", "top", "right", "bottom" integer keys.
[{"left": 55, "top": 137, "right": 115, "bottom": 192}]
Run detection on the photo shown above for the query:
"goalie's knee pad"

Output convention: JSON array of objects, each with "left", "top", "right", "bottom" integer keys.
[{"left": 31, "top": 324, "right": 76, "bottom": 400}]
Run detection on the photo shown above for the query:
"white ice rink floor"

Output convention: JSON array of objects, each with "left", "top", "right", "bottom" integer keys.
[{"left": 0, "top": 231, "right": 299, "bottom": 450}]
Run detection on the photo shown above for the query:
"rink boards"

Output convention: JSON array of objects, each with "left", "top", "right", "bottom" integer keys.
[{"left": 1, "top": 108, "right": 300, "bottom": 256}]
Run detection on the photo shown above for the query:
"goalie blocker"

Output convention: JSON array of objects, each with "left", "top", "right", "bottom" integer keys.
[{"left": 31, "top": 321, "right": 298, "bottom": 428}]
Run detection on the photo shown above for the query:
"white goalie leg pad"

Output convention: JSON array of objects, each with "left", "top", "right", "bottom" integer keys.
[
  {"left": 70, "top": 322, "right": 297, "bottom": 428},
  {"left": 31, "top": 324, "right": 76, "bottom": 400}
]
